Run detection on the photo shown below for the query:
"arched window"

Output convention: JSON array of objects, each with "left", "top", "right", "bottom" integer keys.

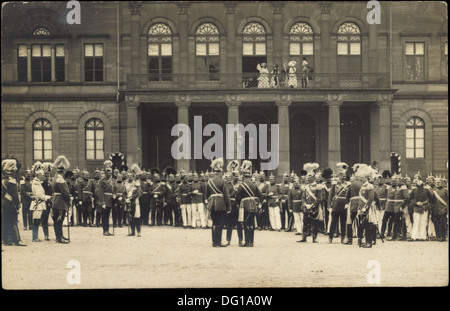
[
  {"left": 195, "top": 22, "right": 220, "bottom": 81},
  {"left": 242, "top": 22, "right": 267, "bottom": 76},
  {"left": 148, "top": 23, "right": 173, "bottom": 81},
  {"left": 337, "top": 22, "right": 361, "bottom": 73},
  {"left": 85, "top": 118, "right": 104, "bottom": 160},
  {"left": 406, "top": 116, "right": 424, "bottom": 158},
  {"left": 289, "top": 22, "right": 314, "bottom": 66},
  {"left": 33, "top": 118, "right": 52, "bottom": 161},
  {"left": 33, "top": 27, "right": 50, "bottom": 36}
]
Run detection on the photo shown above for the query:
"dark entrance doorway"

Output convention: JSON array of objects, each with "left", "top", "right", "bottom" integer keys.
[
  {"left": 290, "top": 113, "right": 316, "bottom": 173},
  {"left": 340, "top": 113, "right": 362, "bottom": 167}
]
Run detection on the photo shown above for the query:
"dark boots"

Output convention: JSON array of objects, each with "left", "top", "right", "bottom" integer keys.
[{"left": 32, "top": 219, "right": 41, "bottom": 242}]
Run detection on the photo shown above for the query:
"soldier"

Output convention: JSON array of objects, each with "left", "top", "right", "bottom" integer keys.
[
  {"left": 320, "top": 168, "right": 333, "bottom": 235},
  {"left": 135, "top": 171, "right": 149, "bottom": 226},
  {"left": 344, "top": 166, "right": 362, "bottom": 245},
  {"left": 225, "top": 160, "right": 242, "bottom": 245},
  {"left": 20, "top": 168, "right": 33, "bottom": 230},
  {"left": 72, "top": 168, "right": 83, "bottom": 226},
  {"left": 256, "top": 172, "right": 269, "bottom": 230},
  {"left": 381, "top": 174, "right": 398, "bottom": 240},
  {"left": 30, "top": 162, "right": 52, "bottom": 242},
  {"left": 97, "top": 161, "right": 115, "bottom": 236},
  {"left": 266, "top": 173, "right": 282, "bottom": 231},
  {"left": 51, "top": 156, "right": 71, "bottom": 244},
  {"left": 2, "top": 159, "right": 26, "bottom": 246},
  {"left": 112, "top": 173, "right": 126, "bottom": 227},
  {"left": 389, "top": 175, "right": 409, "bottom": 241},
  {"left": 125, "top": 164, "right": 144, "bottom": 236},
  {"left": 41, "top": 162, "right": 54, "bottom": 241},
  {"left": 431, "top": 177, "right": 448, "bottom": 242},
  {"left": 173, "top": 173, "right": 183, "bottom": 227},
  {"left": 328, "top": 163, "right": 349, "bottom": 244},
  {"left": 409, "top": 178, "right": 434, "bottom": 241},
  {"left": 425, "top": 175, "right": 437, "bottom": 240},
  {"left": 149, "top": 170, "right": 167, "bottom": 226},
  {"left": 163, "top": 168, "right": 178, "bottom": 226},
  {"left": 236, "top": 160, "right": 262, "bottom": 247},
  {"left": 289, "top": 176, "right": 303, "bottom": 236},
  {"left": 355, "top": 165, "right": 376, "bottom": 248},
  {"left": 375, "top": 171, "right": 389, "bottom": 234},
  {"left": 190, "top": 172, "right": 207, "bottom": 229},
  {"left": 92, "top": 169, "right": 102, "bottom": 227},
  {"left": 77, "top": 170, "right": 95, "bottom": 227},
  {"left": 205, "top": 158, "right": 232, "bottom": 247},
  {"left": 297, "top": 163, "right": 321, "bottom": 243},
  {"left": 178, "top": 171, "right": 192, "bottom": 228},
  {"left": 279, "top": 172, "right": 292, "bottom": 231}
]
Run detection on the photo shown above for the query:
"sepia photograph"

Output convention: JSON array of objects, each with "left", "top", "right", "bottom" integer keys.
[{"left": 1, "top": 0, "right": 448, "bottom": 296}]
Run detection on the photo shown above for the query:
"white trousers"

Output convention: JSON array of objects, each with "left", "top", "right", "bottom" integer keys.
[
  {"left": 411, "top": 211, "right": 428, "bottom": 240},
  {"left": 191, "top": 203, "right": 206, "bottom": 228},
  {"left": 376, "top": 210, "right": 385, "bottom": 231},
  {"left": 269, "top": 206, "right": 281, "bottom": 230},
  {"left": 293, "top": 212, "right": 303, "bottom": 234},
  {"left": 180, "top": 204, "right": 192, "bottom": 227}
]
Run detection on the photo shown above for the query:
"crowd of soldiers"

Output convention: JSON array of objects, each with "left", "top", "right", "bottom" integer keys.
[{"left": 2, "top": 155, "right": 448, "bottom": 248}]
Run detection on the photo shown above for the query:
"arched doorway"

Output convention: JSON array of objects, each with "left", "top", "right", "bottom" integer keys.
[
  {"left": 142, "top": 113, "right": 175, "bottom": 171},
  {"left": 290, "top": 113, "right": 316, "bottom": 173},
  {"left": 340, "top": 113, "right": 362, "bottom": 166}
]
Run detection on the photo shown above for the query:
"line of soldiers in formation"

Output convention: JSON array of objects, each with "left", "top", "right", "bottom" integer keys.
[{"left": 2, "top": 155, "right": 449, "bottom": 248}]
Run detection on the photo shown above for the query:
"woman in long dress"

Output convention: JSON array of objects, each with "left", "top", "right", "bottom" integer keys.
[
  {"left": 256, "top": 63, "right": 270, "bottom": 88},
  {"left": 288, "top": 60, "right": 297, "bottom": 88}
]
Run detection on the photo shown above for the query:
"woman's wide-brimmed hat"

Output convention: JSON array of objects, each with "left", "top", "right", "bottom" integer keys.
[{"left": 288, "top": 60, "right": 296, "bottom": 67}]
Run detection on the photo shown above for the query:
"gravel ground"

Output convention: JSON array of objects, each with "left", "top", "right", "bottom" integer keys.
[{"left": 2, "top": 222, "right": 448, "bottom": 289}]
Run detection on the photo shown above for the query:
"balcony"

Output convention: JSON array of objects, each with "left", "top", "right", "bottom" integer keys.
[{"left": 126, "top": 72, "right": 390, "bottom": 90}]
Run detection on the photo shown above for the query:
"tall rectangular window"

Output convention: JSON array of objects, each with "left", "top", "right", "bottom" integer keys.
[
  {"left": 33, "top": 119, "right": 52, "bottom": 161},
  {"left": 18, "top": 45, "right": 28, "bottom": 82},
  {"left": 85, "top": 118, "right": 104, "bottom": 160},
  {"left": 84, "top": 44, "right": 103, "bottom": 82},
  {"left": 31, "top": 44, "right": 51, "bottom": 82},
  {"left": 406, "top": 116, "right": 425, "bottom": 158},
  {"left": 405, "top": 42, "right": 425, "bottom": 81},
  {"left": 55, "top": 45, "right": 65, "bottom": 82}
]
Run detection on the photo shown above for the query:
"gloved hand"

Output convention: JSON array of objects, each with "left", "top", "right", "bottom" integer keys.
[{"left": 79, "top": 201, "right": 82, "bottom": 206}]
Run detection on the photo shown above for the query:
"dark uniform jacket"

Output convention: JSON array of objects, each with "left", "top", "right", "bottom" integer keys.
[
  {"left": 266, "top": 183, "right": 281, "bottom": 207},
  {"left": 226, "top": 181, "right": 239, "bottom": 212},
  {"left": 409, "top": 186, "right": 434, "bottom": 214},
  {"left": 347, "top": 179, "right": 362, "bottom": 212},
  {"left": 375, "top": 184, "right": 388, "bottom": 210},
  {"left": 431, "top": 187, "right": 448, "bottom": 215},
  {"left": 279, "top": 182, "right": 290, "bottom": 205},
  {"left": 288, "top": 187, "right": 303, "bottom": 213},
  {"left": 114, "top": 182, "right": 126, "bottom": 206},
  {"left": 328, "top": 181, "right": 350, "bottom": 213},
  {"left": 139, "top": 179, "right": 151, "bottom": 205},
  {"left": 51, "top": 174, "right": 71, "bottom": 211},
  {"left": 190, "top": 181, "right": 206, "bottom": 204},
  {"left": 150, "top": 182, "right": 167, "bottom": 205},
  {"left": 357, "top": 182, "right": 375, "bottom": 215},
  {"left": 165, "top": 181, "right": 178, "bottom": 205},
  {"left": 97, "top": 177, "right": 115, "bottom": 207},
  {"left": 20, "top": 179, "right": 33, "bottom": 206},
  {"left": 236, "top": 179, "right": 262, "bottom": 213},
  {"left": 2, "top": 176, "right": 20, "bottom": 213},
  {"left": 393, "top": 184, "right": 409, "bottom": 213},
  {"left": 177, "top": 181, "right": 191, "bottom": 205},
  {"left": 205, "top": 174, "right": 231, "bottom": 212},
  {"left": 302, "top": 182, "right": 321, "bottom": 214},
  {"left": 77, "top": 178, "right": 95, "bottom": 204}
]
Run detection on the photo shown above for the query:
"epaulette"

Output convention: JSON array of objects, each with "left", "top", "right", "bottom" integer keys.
[
  {"left": 56, "top": 177, "right": 65, "bottom": 183},
  {"left": 400, "top": 185, "right": 407, "bottom": 190},
  {"left": 9, "top": 177, "right": 17, "bottom": 184},
  {"left": 20, "top": 179, "right": 25, "bottom": 185},
  {"left": 366, "top": 183, "right": 374, "bottom": 190}
]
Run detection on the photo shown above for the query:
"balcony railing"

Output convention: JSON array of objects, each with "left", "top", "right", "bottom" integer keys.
[{"left": 126, "top": 72, "right": 390, "bottom": 90}]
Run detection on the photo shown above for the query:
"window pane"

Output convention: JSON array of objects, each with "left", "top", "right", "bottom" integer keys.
[
  {"left": 337, "top": 42, "right": 348, "bottom": 55},
  {"left": 302, "top": 43, "right": 314, "bottom": 55},
  {"left": 406, "top": 138, "right": 414, "bottom": 148},
  {"left": 86, "top": 130, "right": 94, "bottom": 140},
  {"left": 415, "top": 118, "right": 424, "bottom": 126},
  {"left": 95, "top": 70, "right": 103, "bottom": 82},
  {"left": 406, "top": 149, "right": 414, "bottom": 158},
  {"left": 415, "top": 149, "right": 424, "bottom": 158},
  {"left": 34, "top": 151, "right": 43, "bottom": 160},
  {"left": 209, "top": 43, "right": 219, "bottom": 56},
  {"left": 160, "top": 44, "right": 172, "bottom": 56},
  {"left": 34, "top": 130, "right": 42, "bottom": 140},
  {"left": 416, "top": 139, "right": 424, "bottom": 148},
  {"left": 196, "top": 43, "right": 207, "bottom": 56},
  {"left": 416, "top": 128, "right": 424, "bottom": 138},
  {"left": 96, "top": 130, "right": 104, "bottom": 139},
  {"left": 405, "top": 43, "right": 415, "bottom": 55},
  {"left": 94, "top": 57, "right": 103, "bottom": 70},
  {"left": 34, "top": 140, "right": 42, "bottom": 150},
  {"left": 96, "top": 150, "right": 104, "bottom": 160},
  {"left": 415, "top": 43, "right": 424, "bottom": 55},
  {"left": 406, "top": 128, "right": 414, "bottom": 138},
  {"left": 350, "top": 43, "right": 360, "bottom": 55},
  {"left": 43, "top": 140, "right": 52, "bottom": 149},
  {"left": 86, "top": 140, "right": 94, "bottom": 150},
  {"left": 255, "top": 43, "right": 266, "bottom": 55},
  {"left": 42, "top": 45, "right": 51, "bottom": 57},
  {"left": 44, "top": 150, "right": 52, "bottom": 160},
  {"left": 86, "top": 150, "right": 95, "bottom": 160},
  {"left": 85, "top": 44, "right": 93, "bottom": 57},
  {"left": 95, "top": 44, "right": 103, "bottom": 57},
  {"left": 148, "top": 44, "right": 159, "bottom": 56},
  {"left": 243, "top": 43, "right": 253, "bottom": 55},
  {"left": 96, "top": 140, "right": 104, "bottom": 150},
  {"left": 32, "top": 45, "right": 41, "bottom": 57},
  {"left": 85, "top": 57, "right": 94, "bottom": 70},
  {"left": 56, "top": 45, "right": 65, "bottom": 57},
  {"left": 290, "top": 43, "right": 301, "bottom": 55},
  {"left": 18, "top": 45, "right": 27, "bottom": 57}
]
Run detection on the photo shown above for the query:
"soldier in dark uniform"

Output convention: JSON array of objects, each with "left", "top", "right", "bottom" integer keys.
[
  {"left": 389, "top": 175, "right": 409, "bottom": 241},
  {"left": 125, "top": 164, "right": 144, "bottom": 236},
  {"left": 41, "top": 162, "right": 54, "bottom": 240},
  {"left": 149, "top": 171, "right": 167, "bottom": 226},
  {"left": 279, "top": 173, "right": 291, "bottom": 231},
  {"left": 236, "top": 160, "right": 262, "bottom": 247},
  {"left": 164, "top": 171, "right": 177, "bottom": 226},
  {"left": 328, "top": 163, "right": 350, "bottom": 244},
  {"left": 431, "top": 177, "right": 448, "bottom": 242},
  {"left": 20, "top": 168, "right": 33, "bottom": 230},
  {"left": 266, "top": 173, "right": 282, "bottom": 231},
  {"left": 138, "top": 171, "right": 151, "bottom": 226},
  {"left": 409, "top": 178, "right": 434, "bottom": 241},
  {"left": 51, "top": 156, "right": 71, "bottom": 243},
  {"left": 2, "top": 159, "right": 26, "bottom": 246},
  {"left": 190, "top": 172, "right": 207, "bottom": 228},
  {"left": 344, "top": 167, "right": 362, "bottom": 245},
  {"left": 92, "top": 169, "right": 102, "bottom": 227},
  {"left": 205, "top": 158, "right": 231, "bottom": 247},
  {"left": 256, "top": 172, "right": 269, "bottom": 230},
  {"left": 355, "top": 165, "right": 376, "bottom": 248},
  {"left": 289, "top": 176, "right": 303, "bottom": 235},
  {"left": 225, "top": 160, "right": 242, "bottom": 245},
  {"left": 178, "top": 171, "right": 192, "bottom": 228},
  {"left": 111, "top": 173, "right": 125, "bottom": 227},
  {"left": 97, "top": 161, "right": 115, "bottom": 236},
  {"left": 77, "top": 170, "right": 95, "bottom": 226}
]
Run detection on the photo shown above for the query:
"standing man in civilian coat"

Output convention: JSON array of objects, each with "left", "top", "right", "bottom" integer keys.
[{"left": 205, "top": 158, "right": 231, "bottom": 247}]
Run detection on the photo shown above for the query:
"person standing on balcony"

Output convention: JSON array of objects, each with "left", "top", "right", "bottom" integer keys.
[
  {"left": 280, "top": 63, "right": 289, "bottom": 88},
  {"left": 301, "top": 57, "right": 310, "bottom": 88},
  {"left": 256, "top": 63, "right": 270, "bottom": 88},
  {"left": 288, "top": 61, "right": 298, "bottom": 88},
  {"left": 270, "top": 64, "right": 279, "bottom": 88}
]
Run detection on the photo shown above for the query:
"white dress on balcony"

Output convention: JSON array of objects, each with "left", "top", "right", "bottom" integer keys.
[
  {"left": 288, "top": 66, "right": 297, "bottom": 88},
  {"left": 257, "top": 64, "right": 270, "bottom": 88}
]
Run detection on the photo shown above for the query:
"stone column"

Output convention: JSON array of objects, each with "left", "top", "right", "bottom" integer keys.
[
  {"left": 320, "top": 2, "right": 332, "bottom": 86},
  {"left": 175, "top": 101, "right": 191, "bottom": 172},
  {"left": 178, "top": 3, "right": 189, "bottom": 86},
  {"left": 51, "top": 45, "right": 56, "bottom": 82},
  {"left": 327, "top": 98, "right": 342, "bottom": 169},
  {"left": 276, "top": 101, "right": 291, "bottom": 175},
  {"left": 225, "top": 3, "right": 237, "bottom": 87},
  {"left": 125, "top": 95, "right": 141, "bottom": 166},
  {"left": 129, "top": 2, "right": 142, "bottom": 74},
  {"left": 27, "top": 45, "right": 32, "bottom": 82},
  {"left": 378, "top": 99, "right": 392, "bottom": 172},
  {"left": 225, "top": 100, "right": 241, "bottom": 163},
  {"left": 272, "top": 3, "right": 284, "bottom": 68}
]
